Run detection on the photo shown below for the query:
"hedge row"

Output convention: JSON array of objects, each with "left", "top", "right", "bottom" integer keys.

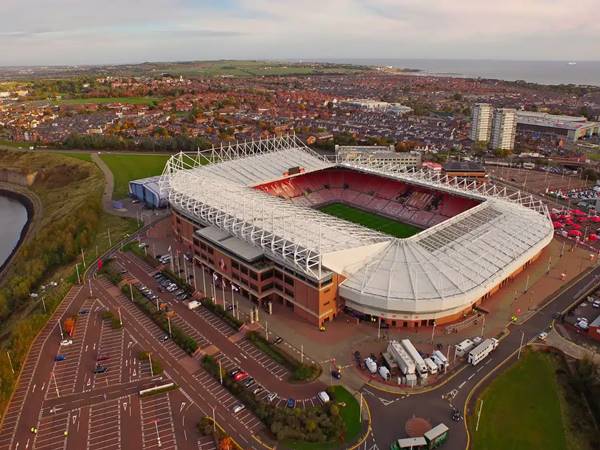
[{"left": 118, "top": 283, "right": 198, "bottom": 355}]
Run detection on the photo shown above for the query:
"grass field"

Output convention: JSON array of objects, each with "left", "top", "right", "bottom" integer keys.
[
  {"left": 470, "top": 351, "right": 569, "bottom": 450},
  {"left": 100, "top": 153, "right": 171, "bottom": 199},
  {"left": 52, "top": 96, "right": 161, "bottom": 106},
  {"left": 318, "top": 203, "right": 421, "bottom": 238}
]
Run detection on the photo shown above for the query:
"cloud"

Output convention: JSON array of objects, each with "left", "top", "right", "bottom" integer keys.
[{"left": 0, "top": 0, "right": 598, "bottom": 65}]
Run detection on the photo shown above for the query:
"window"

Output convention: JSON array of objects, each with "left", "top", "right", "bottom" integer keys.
[
  {"left": 232, "top": 261, "right": 239, "bottom": 269},
  {"left": 285, "top": 288, "right": 294, "bottom": 297},
  {"left": 261, "top": 270, "right": 273, "bottom": 280},
  {"left": 284, "top": 275, "right": 294, "bottom": 286},
  {"left": 323, "top": 288, "right": 330, "bottom": 294},
  {"left": 274, "top": 271, "right": 283, "bottom": 280},
  {"left": 249, "top": 271, "right": 258, "bottom": 281},
  {"left": 240, "top": 266, "right": 248, "bottom": 275},
  {"left": 207, "top": 247, "right": 214, "bottom": 255},
  {"left": 323, "top": 301, "right": 330, "bottom": 306},
  {"left": 262, "top": 283, "right": 273, "bottom": 291},
  {"left": 250, "top": 283, "right": 258, "bottom": 292}
]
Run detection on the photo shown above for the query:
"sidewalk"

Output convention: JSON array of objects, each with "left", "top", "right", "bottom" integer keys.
[{"left": 549, "top": 324, "right": 600, "bottom": 364}]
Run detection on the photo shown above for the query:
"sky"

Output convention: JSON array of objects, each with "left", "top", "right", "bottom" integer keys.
[{"left": 1, "top": 0, "right": 599, "bottom": 66}]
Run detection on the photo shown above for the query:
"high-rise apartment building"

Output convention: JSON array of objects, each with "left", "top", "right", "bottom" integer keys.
[
  {"left": 469, "top": 103, "right": 493, "bottom": 142},
  {"left": 491, "top": 108, "right": 517, "bottom": 151}
]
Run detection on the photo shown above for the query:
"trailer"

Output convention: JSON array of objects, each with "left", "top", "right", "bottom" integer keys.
[
  {"left": 390, "top": 437, "right": 427, "bottom": 450},
  {"left": 454, "top": 339, "right": 474, "bottom": 357},
  {"left": 432, "top": 350, "right": 448, "bottom": 371},
  {"left": 365, "top": 357, "right": 378, "bottom": 374},
  {"left": 401, "top": 339, "right": 428, "bottom": 378},
  {"left": 424, "top": 358, "right": 438, "bottom": 375},
  {"left": 388, "top": 340, "right": 415, "bottom": 375},
  {"left": 467, "top": 338, "right": 499, "bottom": 366}
]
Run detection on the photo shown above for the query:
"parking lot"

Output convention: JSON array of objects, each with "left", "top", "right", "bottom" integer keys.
[
  {"left": 192, "top": 355, "right": 263, "bottom": 434},
  {"left": 192, "top": 306, "right": 237, "bottom": 337},
  {"left": 46, "top": 299, "right": 95, "bottom": 400},
  {"left": 92, "top": 318, "right": 125, "bottom": 389},
  {"left": 97, "top": 278, "right": 188, "bottom": 360},
  {"left": 140, "top": 392, "right": 177, "bottom": 450},
  {"left": 87, "top": 399, "right": 121, "bottom": 450},
  {"left": 566, "top": 294, "right": 600, "bottom": 332},
  {"left": 32, "top": 409, "right": 70, "bottom": 450},
  {"left": 236, "top": 338, "right": 289, "bottom": 380},
  {"left": 197, "top": 436, "right": 217, "bottom": 450}
]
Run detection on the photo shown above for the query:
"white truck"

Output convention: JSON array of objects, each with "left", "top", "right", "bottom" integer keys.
[
  {"left": 401, "top": 339, "right": 428, "bottom": 379},
  {"left": 388, "top": 340, "right": 416, "bottom": 375},
  {"left": 378, "top": 366, "right": 391, "bottom": 381},
  {"left": 455, "top": 339, "right": 475, "bottom": 357},
  {"left": 467, "top": 338, "right": 499, "bottom": 366},
  {"left": 186, "top": 300, "right": 201, "bottom": 310}
]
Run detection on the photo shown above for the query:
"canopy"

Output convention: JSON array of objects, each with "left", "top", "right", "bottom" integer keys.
[
  {"left": 589, "top": 234, "right": 599, "bottom": 241},
  {"left": 568, "top": 230, "right": 582, "bottom": 237},
  {"left": 553, "top": 221, "right": 564, "bottom": 229}
]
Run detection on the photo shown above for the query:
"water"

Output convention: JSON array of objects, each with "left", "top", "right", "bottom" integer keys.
[
  {"left": 316, "top": 58, "right": 600, "bottom": 87},
  {"left": 0, "top": 195, "right": 28, "bottom": 269}
]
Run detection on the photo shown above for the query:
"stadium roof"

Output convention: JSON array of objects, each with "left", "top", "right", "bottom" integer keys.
[{"left": 161, "top": 136, "right": 553, "bottom": 311}]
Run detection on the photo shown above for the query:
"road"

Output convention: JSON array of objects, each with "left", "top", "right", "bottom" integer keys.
[{"left": 364, "top": 263, "right": 600, "bottom": 449}]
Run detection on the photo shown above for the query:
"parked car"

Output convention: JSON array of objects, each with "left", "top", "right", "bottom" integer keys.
[
  {"left": 60, "top": 339, "right": 73, "bottom": 346},
  {"left": 241, "top": 377, "right": 255, "bottom": 388},
  {"left": 331, "top": 370, "right": 342, "bottom": 380},
  {"left": 267, "top": 393, "right": 277, "bottom": 402},
  {"left": 229, "top": 368, "right": 240, "bottom": 377},
  {"left": 153, "top": 273, "right": 163, "bottom": 279},
  {"left": 318, "top": 391, "right": 330, "bottom": 403},
  {"left": 54, "top": 355, "right": 65, "bottom": 361},
  {"left": 273, "top": 336, "right": 283, "bottom": 344},
  {"left": 161, "top": 335, "right": 169, "bottom": 342},
  {"left": 233, "top": 371, "right": 249, "bottom": 382},
  {"left": 252, "top": 387, "right": 262, "bottom": 395},
  {"left": 78, "top": 309, "right": 90, "bottom": 316},
  {"left": 286, "top": 398, "right": 296, "bottom": 409},
  {"left": 538, "top": 332, "right": 548, "bottom": 341},
  {"left": 232, "top": 404, "right": 245, "bottom": 414},
  {"left": 93, "top": 366, "right": 108, "bottom": 374}
]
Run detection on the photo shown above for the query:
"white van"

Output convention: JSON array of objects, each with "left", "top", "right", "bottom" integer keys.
[
  {"left": 317, "top": 391, "right": 330, "bottom": 403},
  {"left": 364, "top": 357, "right": 377, "bottom": 374},
  {"left": 378, "top": 366, "right": 391, "bottom": 381},
  {"left": 232, "top": 404, "right": 245, "bottom": 414}
]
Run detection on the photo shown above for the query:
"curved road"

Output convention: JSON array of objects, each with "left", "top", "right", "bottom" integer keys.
[{"left": 363, "top": 263, "right": 600, "bottom": 449}]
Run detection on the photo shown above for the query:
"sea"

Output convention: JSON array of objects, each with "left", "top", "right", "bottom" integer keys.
[
  {"left": 0, "top": 194, "right": 28, "bottom": 269},
  {"left": 315, "top": 58, "right": 600, "bottom": 87}
]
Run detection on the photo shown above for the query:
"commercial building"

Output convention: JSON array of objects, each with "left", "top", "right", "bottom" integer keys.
[
  {"left": 469, "top": 103, "right": 494, "bottom": 142},
  {"left": 340, "top": 99, "right": 413, "bottom": 114},
  {"left": 161, "top": 135, "right": 553, "bottom": 328},
  {"left": 516, "top": 111, "right": 600, "bottom": 143},
  {"left": 128, "top": 176, "right": 168, "bottom": 208},
  {"left": 491, "top": 108, "right": 517, "bottom": 151},
  {"left": 443, "top": 161, "right": 486, "bottom": 180},
  {"left": 335, "top": 145, "right": 421, "bottom": 168}
]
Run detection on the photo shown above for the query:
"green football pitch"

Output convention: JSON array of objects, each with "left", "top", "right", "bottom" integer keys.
[{"left": 318, "top": 202, "right": 421, "bottom": 238}]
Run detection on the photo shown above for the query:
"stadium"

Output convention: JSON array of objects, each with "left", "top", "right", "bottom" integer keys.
[{"left": 160, "top": 135, "right": 554, "bottom": 328}]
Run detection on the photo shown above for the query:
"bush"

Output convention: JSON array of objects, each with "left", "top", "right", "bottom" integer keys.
[
  {"left": 200, "top": 356, "right": 343, "bottom": 444},
  {"left": 115, "top": 282, "right": 198, "bottom": 355}
]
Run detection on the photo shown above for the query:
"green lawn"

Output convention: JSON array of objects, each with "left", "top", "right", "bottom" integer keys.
[
  {"left": 318, "top": 202, "right": 421, "bottom": 238},
  {"left": 470, "top": 351, "right": 568, "bottom": 450},
  {"left": 100, "top": 153, "right": 171, "bottom": 199},
  {"left": 52, "top": 96, "right": 161, "bottom": 106}
]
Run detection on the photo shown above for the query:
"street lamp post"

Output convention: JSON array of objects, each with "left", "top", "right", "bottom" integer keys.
[{"left": 6, "top": 351, "right": 14, "bottom": 375}]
